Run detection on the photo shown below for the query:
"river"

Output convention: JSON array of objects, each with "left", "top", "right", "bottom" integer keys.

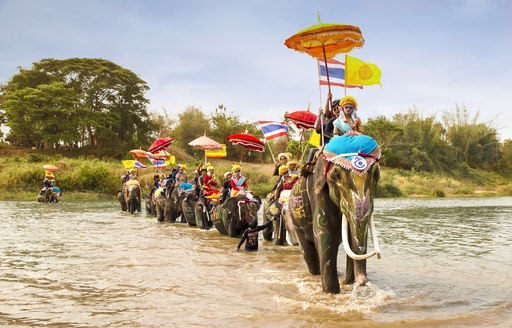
[{"left": 0, "top": 197, "right": 511, "bottom": 327}]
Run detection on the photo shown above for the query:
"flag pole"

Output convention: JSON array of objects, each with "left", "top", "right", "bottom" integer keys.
[
  {"left": 344, "top": 53, "right": 348, "bottom": 96},
  {"left": 266, "top": 140, "right": 277, "bottom": 164}
]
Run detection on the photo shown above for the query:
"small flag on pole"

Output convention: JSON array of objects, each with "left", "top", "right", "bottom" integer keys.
[
  {"left": 134, "top": 160, "right": 147, "bottom": 169},
  {"left": 121, "top": 160, "right": 135, "bottom": 169},
  {"left": 318, "top": 59, "right": 363, "bottom": 89},
  {"left": 258, "top": 121, "right": 289, "bottom": 141},
  {"left": 153, "top": 158, "right": 167, "bottom": 168}
]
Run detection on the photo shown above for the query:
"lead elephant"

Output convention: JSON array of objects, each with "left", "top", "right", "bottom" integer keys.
[
  {"left": 212, "top": 194, "right": 262, "bottom": 237},
  {"left": 288, "top": 135, "right": 382, "bottom": 294}
]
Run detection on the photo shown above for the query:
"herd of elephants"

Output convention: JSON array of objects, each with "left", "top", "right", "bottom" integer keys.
[{"left": 116, "top": 135, "right": 382, "bottom": 294}]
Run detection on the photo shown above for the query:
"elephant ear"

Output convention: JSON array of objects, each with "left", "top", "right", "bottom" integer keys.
[
  {"left": 313, "top": 157, "right": 329, "bottom": 194},
  {"left": 252, "top": 195, "right": 262, "bottom": 207},
  {"left": 222, "top": 197, "right": 238, "bottom": 213}
]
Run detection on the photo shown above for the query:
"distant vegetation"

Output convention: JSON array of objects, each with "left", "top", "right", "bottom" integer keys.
[{"left": 1, "top": 57, "right": 512, "bottom": 200}]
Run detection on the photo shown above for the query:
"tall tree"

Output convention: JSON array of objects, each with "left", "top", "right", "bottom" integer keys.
[
  {"left": 0, "top": 58, "right": 154, "bottom": 150},
  {"left": 172, "top": 106, "right": 210, "bottom": 155}
]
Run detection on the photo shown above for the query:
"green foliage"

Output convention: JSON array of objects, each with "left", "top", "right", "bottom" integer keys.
[
  {"left": 1, "top": 58, "right": 153, "bottom": 150},
  {"left": 432, "top": 189, "right": 446, "bottom": 198},
  {"left": 377, "top": 183, "right": 403, "bottom": 198}
]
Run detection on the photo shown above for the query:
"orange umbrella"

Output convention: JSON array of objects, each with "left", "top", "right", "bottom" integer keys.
[
  {"left": 284, "top": 16, "right": 364, "bottom": 94},
  {"left": 129, "top": 149, "right": 148, "bottom": 159},
  {"left": 153, "top": 150, "right": 171, "bottom": 159},
  {"left": 42, "top": 164, "right": 58, "bottom": 172}
]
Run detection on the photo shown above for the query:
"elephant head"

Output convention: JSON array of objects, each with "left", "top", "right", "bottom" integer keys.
[{"left": 220, "top": 195, "right": 262, "bottom": 237}]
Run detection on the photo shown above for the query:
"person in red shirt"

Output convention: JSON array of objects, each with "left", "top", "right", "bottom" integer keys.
[
  {"left": 202, "top": 165, "right": 220, "bottom": 198},
  {"left": 230, "top": 164, "right": 248, "bottom": 198}
]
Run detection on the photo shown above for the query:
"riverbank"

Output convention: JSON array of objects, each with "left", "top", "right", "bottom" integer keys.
[{"left": 1, "top": 152, "right": 511, "bottom": 201}]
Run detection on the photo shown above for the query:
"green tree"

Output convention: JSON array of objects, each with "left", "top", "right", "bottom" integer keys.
[
  {"left": 442, "top": 105, "right": 499, "bottom": 169},
  {"left": 172, "top": 106, "right": 210, "bottom": 155},
  {"left": 1, "top": 58, "right": 154, "bottom": 152}
]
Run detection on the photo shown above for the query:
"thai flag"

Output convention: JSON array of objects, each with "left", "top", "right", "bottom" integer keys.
[
  {"left": 153, "top": 159, "right": 167, "bottom": 168},
  {"left": 134, "top": 160, "right": 147, "bottom": 169},
  {"left": 258, "top": 121, "right": 289, "bottom": 141},
  {"left": 318, "top": 59, "right": 363, "bottom": 89}
]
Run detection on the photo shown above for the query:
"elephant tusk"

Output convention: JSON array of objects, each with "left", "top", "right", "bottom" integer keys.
[
  {"left": 342, "top": 216, "right": 379, "bottom": 261},
  {"left": 369, "top": 215, "right": 381, "bottom": 259}
]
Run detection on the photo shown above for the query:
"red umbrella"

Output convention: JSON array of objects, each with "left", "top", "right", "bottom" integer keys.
[
  {"left": 148, "top": 137, "right": 173, "bottom": 153},
  {"left": 129, "top": 149, "right": 148, "bottom": 159},
  {"left": 226, "top": 133, "right": 265, "bottom": 152},
  {"left": 285, "top": 110, "right": 318, "bottom": 130}
]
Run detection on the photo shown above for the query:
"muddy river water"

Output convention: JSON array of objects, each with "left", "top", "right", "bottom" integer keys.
[{"left": 1, "top": 197, "right": 511, "bottom": 327}]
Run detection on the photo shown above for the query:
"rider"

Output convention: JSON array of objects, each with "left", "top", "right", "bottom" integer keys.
[
  {"left": 175, "top": 164, "right": 189, "bottom": 185},
  {"left": 230, "top": 164, "right": 248, "bottom": 198},
  {"left": 314, "top": 91, "right": 341, "bottom": 145},
  {"left": 333, "top": 95, "right": 363, "bottom": 136},
  {"left": 202, "top": 165, "right": 220, "bottom": 198},
  {"left": 221, "top": 171, "right": 233, "bottom": 203},
  {"left": 122, "top": 168, "right": 135, "bottom": 185},
  {"left": 237, "top": 218, "right": 275, "bottom": 252},
  {"left": 287, "top": 159, "right": 300, "bottom": 176}
]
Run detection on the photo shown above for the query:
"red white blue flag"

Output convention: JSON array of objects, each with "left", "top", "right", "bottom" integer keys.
[
  {"left": 258, "top": 121, "right": 289, "bottom": 141},
  {"left": 153, "top": 159, "right": 167, "bottom": 168},
  {"left": 134, "top": 160, "right": 147, "bottom": 169},
  {"left": 318, "top": 59, "right": 363, "bottom": 89}
]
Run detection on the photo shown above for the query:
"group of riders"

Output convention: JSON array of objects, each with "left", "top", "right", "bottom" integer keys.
[{"left": 116, "top": 93, "right": 362, "bottom": 248}]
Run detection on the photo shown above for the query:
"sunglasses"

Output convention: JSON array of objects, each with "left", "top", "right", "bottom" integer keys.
[{"left": 234, "top": 170, "right": 240, "bottom": 173}]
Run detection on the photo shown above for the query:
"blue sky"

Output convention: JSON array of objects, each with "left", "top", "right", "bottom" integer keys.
[{"left": 1, "top": 0, "right": 511, "bottom": 140}]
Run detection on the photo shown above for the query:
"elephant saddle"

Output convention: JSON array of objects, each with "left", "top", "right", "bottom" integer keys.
[{"left": 288, "top": 175, "right": 313, "bottom": 221}]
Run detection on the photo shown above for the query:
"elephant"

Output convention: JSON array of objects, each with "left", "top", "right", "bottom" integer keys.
[
  {"left": 262, "top": 197, "right": 299, "bottom": 246},
  {"left": 145, "top": 191, "right": 157, "bottom": 216},
  {"left": 37, "top": 187, "right": 60, "bottom": 203},
  {"left": 211, "top": 194, "right": 262, "bottom": 237},
  {"left": 181, "top": 191, "right": 197, "bottom": 226},
  {"left": 125, "top": 184, "right": 142, "bottom": 214},
  {"left": 288, "top": 135, "right": 382, "bottom": 294},
  {"left": 117, "top": 189, "right": 127, "bottom": 211},
  {"left": 155, "top": 186, "right": 173, "bottom": 222},
  {"left": 194, "top": 198, "right": 214, "bottom": 230}
]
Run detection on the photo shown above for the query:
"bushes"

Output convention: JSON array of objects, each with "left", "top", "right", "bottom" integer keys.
[{"left": 377, "top": 183, "right": 403, "bottom": 198}]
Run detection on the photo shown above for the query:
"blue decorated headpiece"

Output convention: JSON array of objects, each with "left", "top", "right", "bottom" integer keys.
[{"left": 323, "top": 135, "right": 381, "bottom": 175}]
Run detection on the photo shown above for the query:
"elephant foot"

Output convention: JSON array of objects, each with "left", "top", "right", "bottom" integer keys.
[{"left": 341, "top": 275, "right": 367, "bottom": 286}]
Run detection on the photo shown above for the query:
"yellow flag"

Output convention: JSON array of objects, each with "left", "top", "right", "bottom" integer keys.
[
  {"left": 206, "top": 144, "right": 227, "bottom": 159},
  {"left": 122, "top": 160, "right": 135, "bottom": 169},
  {"left": 170, "top": 155, "right": 176, "bottom": 164},
  {"left": 309, "top": 130, "right": 321, "bottom": 147},
  {"left": 345, "top": 55, "right": 382, "bottom": 86}
]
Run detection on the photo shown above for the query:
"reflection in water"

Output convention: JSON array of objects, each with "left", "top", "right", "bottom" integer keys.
[{"left": 0, "top": 198, "right": 511, "bottom": 327}]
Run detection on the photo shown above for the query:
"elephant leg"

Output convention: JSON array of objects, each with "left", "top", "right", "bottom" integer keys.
[
  {"left": 295, "top": 230, "right": 320, "bottom": 275},
  {"left": 262, "top": 215, "right": 274, "bottom": 241},
  {"left": 314, "top": 198, "right": 342, "bottom": 294},
  {"left": 275, "top": 215, "right": 286, "bottom": 246},
  {"left": 156, "top": 203, "right": 164, "bottom": 222}
]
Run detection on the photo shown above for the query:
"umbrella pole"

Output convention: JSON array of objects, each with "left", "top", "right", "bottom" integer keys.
[
  {"left": 297, "top": 130, "right": 304, "bottom": 161},
  {"left": 322, "top": 45, "right": 333, "bottom": 116},
  {"left": 240, "top": 148, "right": 244, "bottom": 165}
]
